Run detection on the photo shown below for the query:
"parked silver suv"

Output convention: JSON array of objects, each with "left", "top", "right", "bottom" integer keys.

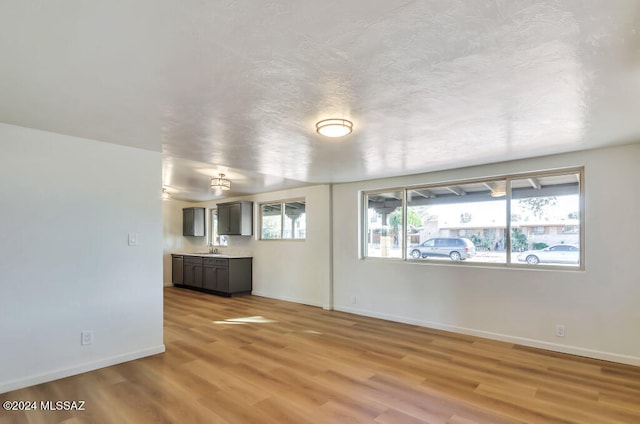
[{"left": 409, "top": 237, "right": 476, "bottom": 261}]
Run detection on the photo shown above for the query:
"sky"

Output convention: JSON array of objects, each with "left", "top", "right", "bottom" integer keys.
[{"left": 433, "top": 194, "right": 579, "bottom": 227}]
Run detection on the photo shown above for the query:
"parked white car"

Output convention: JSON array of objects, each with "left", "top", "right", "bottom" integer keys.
[{"left": 517, "top": 244, "right": 579, "bottom": 265}]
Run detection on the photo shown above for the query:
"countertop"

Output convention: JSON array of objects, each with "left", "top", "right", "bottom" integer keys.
[{"left": 174, "top": 252, "right": 252, "bottom": 259}]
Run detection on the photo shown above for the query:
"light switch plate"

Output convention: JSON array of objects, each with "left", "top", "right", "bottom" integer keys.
[
  {"left": 128, "top": 233, "right": 138, "bottom": 246},
  {"left": 81, "top": 331, "right": 93, "bottom": 346}
]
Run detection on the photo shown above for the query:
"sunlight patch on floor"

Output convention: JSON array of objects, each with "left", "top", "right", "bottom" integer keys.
[{"left": 213, "top": 315, "right": 278, "bottom": 325}]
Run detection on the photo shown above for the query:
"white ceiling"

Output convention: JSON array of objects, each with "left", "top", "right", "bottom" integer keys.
[{"left": 1, "top": 1, "right": 639, "bottom": 201}]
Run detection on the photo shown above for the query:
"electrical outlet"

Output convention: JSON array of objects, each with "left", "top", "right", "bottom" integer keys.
[
  {"left": 81, "top": 331, "right": 93, "bottom": 346},
  {"left": 555, "top": 325, "right": 566, "bottom": 337}
]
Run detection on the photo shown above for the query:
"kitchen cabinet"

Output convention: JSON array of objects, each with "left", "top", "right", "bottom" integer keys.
[
  {"left": 171, "top": 254, "right": 183, "bottom": 285},
  {"left": 183, "top": 207, "right": 206, "bottom": 237},
  {"left": 174, "top": 254, "right": 252, "bottom": 296},
  {"left": 183, "top": 256, "right": 203, "bottom": 288},
  {"left": 203, "top": 257, "right": 252, "bottom": 295},
  {"left": 218, "top": 201, "right": 253, "bottom": 236},
  {"left": 203, "top": 258, "right": 230, "bottom": 292}
]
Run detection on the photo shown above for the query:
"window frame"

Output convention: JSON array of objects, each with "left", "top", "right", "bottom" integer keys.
[
  {"left": 259, "top": 198, "right": 306, "bottom": 241},
  {"left": 361, "top": 167, "right": 584, "bottom": 270}
]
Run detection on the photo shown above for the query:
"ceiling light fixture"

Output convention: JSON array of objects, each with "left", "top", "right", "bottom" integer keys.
[
  {"left": 316, "top": 118, "right": 353, "bottom": 138},
  {"left": 211, "top": 173, "right": 231, "bottom": 191},
  {"left": 162, "top": 188, "right": 171, "bottom": 200}
]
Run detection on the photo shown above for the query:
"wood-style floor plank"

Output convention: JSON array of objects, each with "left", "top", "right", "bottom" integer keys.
[{"left": 1, "top": 287, "right": 640, "bottom": 423}]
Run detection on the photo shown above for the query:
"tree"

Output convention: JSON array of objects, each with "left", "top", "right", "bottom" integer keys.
[
  {"left": 389, "top": 209, "right": 422, "bottom": 233},
  {"left": 518, "top": 197, "right": 557, "bottom": 220},
  {"left": 567, "top": 211, "right": 579, "bottom": 219},
  {"left": 459, "top": 212, "right": 472, "bottom": 224},
  {"left": 510, "top": 228, "right": 528, "bottom": 251}
]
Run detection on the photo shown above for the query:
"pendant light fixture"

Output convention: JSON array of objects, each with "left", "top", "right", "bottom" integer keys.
[
  {"left": 211, "top": 173, "right": 231, "bottom": 191},
  {"left": 316, "top": 118, "right": 353, "bottom": 138}
]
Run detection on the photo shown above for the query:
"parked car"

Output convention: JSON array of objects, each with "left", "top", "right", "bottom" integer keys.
[
  {"left": 516, "top": 244, "right": 580, "bottom": 265},
  {"left": 409, "top": 237, "right": 476, "bottom": 261}
]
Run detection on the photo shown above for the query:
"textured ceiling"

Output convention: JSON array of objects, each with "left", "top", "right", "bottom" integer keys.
[{"left": 1, "top": 1, "right": 639, "bottom": 201}]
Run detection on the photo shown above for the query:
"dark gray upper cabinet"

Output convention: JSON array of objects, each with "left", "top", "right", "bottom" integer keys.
[
  {"left": 218, "top": 201, "right": 253, "bottom": 236},
  {"left": 183, "top": 207, "right": 206, "bottom": 237}
]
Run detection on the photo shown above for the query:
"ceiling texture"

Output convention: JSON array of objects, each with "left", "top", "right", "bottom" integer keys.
[{"left": 1, "top": 1, "right": 639, "bottom": 201}]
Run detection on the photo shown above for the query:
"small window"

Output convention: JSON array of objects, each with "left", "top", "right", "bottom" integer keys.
[
  {"left": 283, "top": 201, "right": 306, "bottom": 239},
  {"left": 260, "top": 200, "right": 306, "bottom": 240},
  {"left": 261, "top": 203, "right": 282, "bottom": 239},
  {"left": 209, "top": 209, "right": 228, "bottom": 246}
]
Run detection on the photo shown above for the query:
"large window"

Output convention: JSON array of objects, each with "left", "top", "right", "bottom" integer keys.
[
  {"left": 362, "top": 168, "right": 583, "bottom": 268},
  {"left": 260, "top": 200, "right": 306, "bottom": 240}
]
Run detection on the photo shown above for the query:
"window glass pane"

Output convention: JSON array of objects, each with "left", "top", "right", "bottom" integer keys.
[
  {"left": 210, "top": 210, "right": 228, "bottom": 246},
  {"left": 406, "top": 181, "right": 506, "bottom": 263},
  {"left": 365, "top": 191, "right": 403, "bottom": 258},
  {"left": 261, "top": 203, "right": 282, "bottom": 239},
  {"left": 283, "top": 201, "right": 306, "bottom": 239},
  {"left": 510, "top": 173, "right": 580, "bottom": 267}
]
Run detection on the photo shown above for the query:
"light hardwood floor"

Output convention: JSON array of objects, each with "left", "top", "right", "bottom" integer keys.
[{"left": 2, "top": 287, "right": 640, "bottom": 423}]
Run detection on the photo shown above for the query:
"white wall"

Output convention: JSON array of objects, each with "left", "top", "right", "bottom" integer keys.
[
  {"left": 162, "top": 185, "right": 332, "bottom": 308},
  {"left": 162, "top": 198, "right": 204, "bottom": 286},
  {"left": 332, "top": 143, "right": 640, "bottom": 365},
  {"left": 0, "top": 124, "right": 165, "bottom": 393}
]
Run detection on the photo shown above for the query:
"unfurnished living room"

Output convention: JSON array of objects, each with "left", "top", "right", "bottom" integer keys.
[{"left": 1, "top": 1, "right": 640, "bottom": 423}]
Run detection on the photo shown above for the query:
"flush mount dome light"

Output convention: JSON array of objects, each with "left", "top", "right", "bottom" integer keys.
[
  {"left": 316, "top": 118, "right": 353, "bottom": 138},
  {"left": 211, "top": 173, "right": 231, "bottom": 191}
]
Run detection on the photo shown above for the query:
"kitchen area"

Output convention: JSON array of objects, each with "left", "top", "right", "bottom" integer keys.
[
  {"left": 161, "top": 184, "right": 332, "bottom": 309},
  {"left": 169, "top": 201, "right": 254, "bottom": 297}
]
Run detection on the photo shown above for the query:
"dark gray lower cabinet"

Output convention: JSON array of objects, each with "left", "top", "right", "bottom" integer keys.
[
  {"left": 175, "top": 255, "right": 252, "bottom": 296},
  {"left": 183, "top": 256, "right": 203, "bottom": 288},
  {"left": 203, "top": 258, "right": 227, "bottom": 292},
  {"left": 203, "top": 257, "right": 252, "bottom": 295},
  {"left": 171, "top": 254, "right": 183, "bottom": 285}
]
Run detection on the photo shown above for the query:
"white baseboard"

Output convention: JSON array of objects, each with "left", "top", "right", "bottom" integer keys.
[
  {"left": 0, "top": 345, "right": 165, "bottom": 394},
  {"left": 334, "top": 306, "right": 640, "bottom": 367},
  {"left": 251, "top": 290, "right": 322, "bottom": 308}
]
